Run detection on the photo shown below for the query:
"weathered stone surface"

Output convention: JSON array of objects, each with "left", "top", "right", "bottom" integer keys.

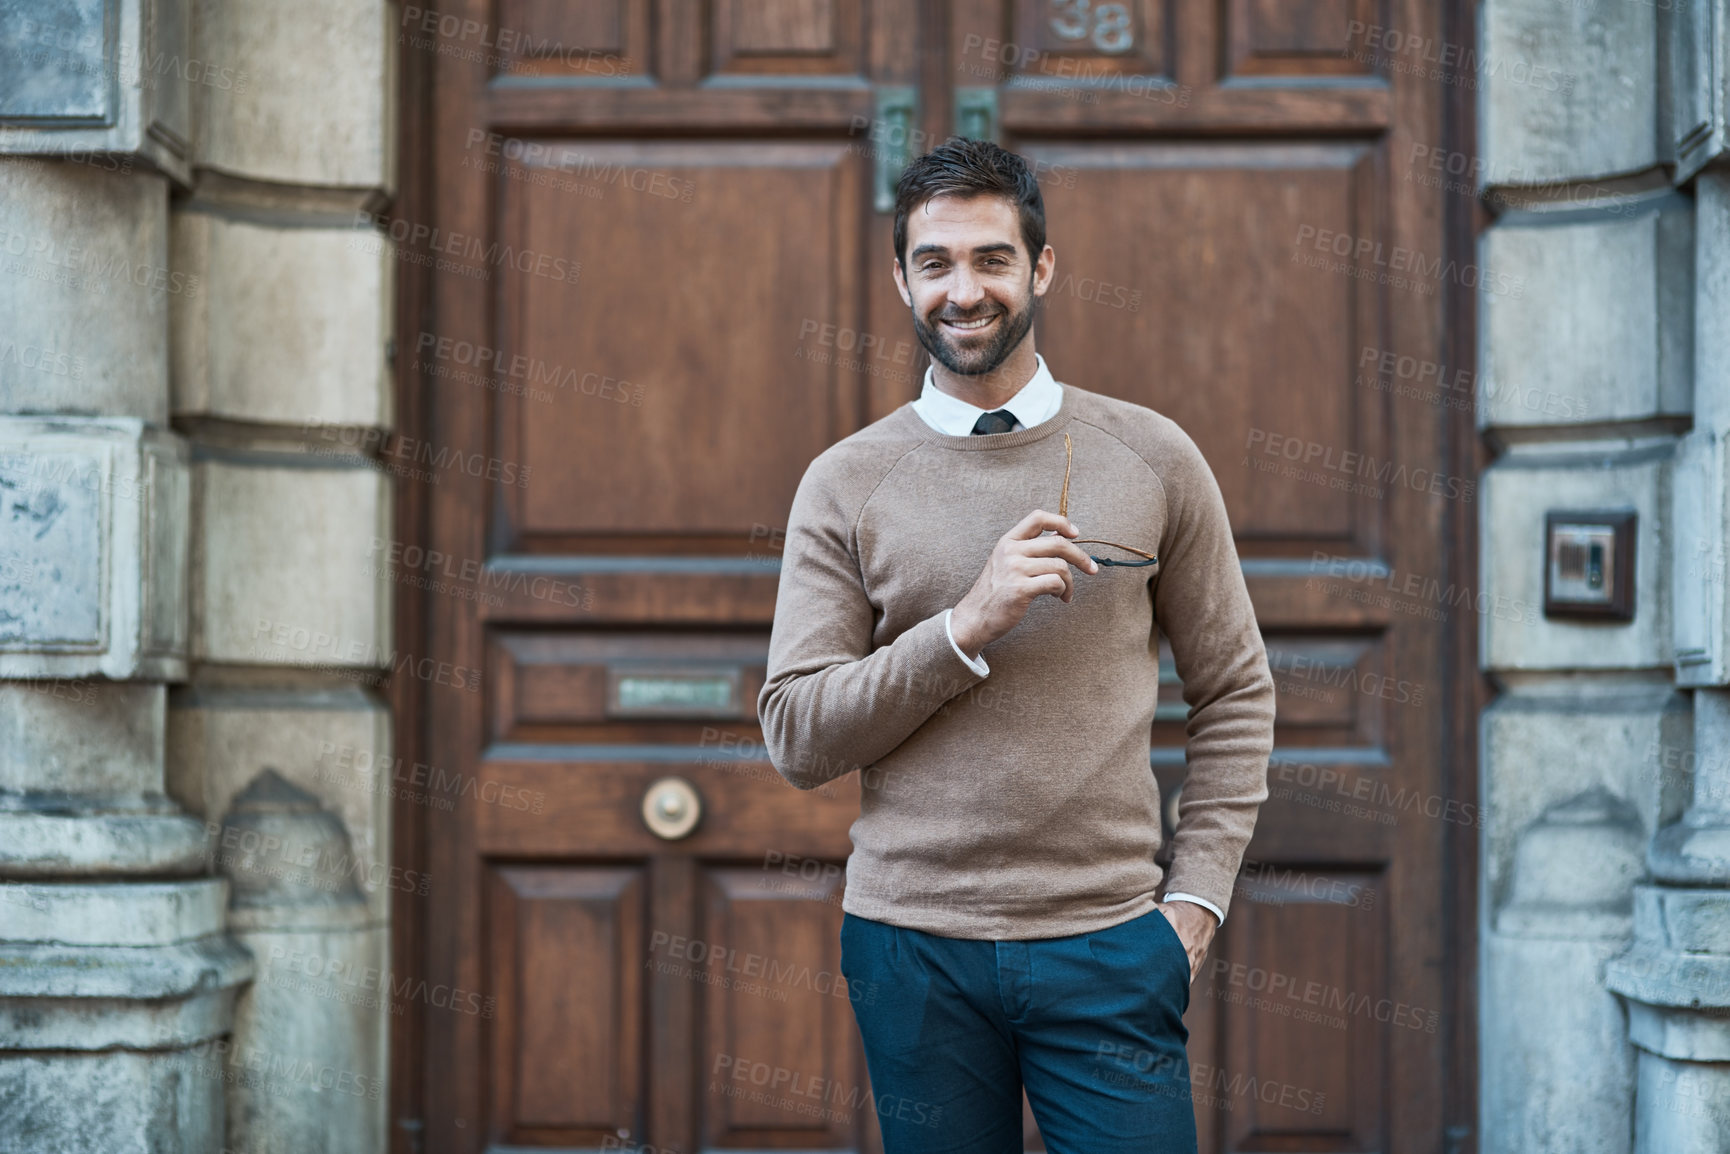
[
  {"left": 0, "top": 878, "right": 228, "bottom": 946},
  {"left": 229, "top": 923, "right": 391, "bottom": 1154},
  {"left": 168, "top": 686, "right": 395, "bottom": 924},
  {"left": 1481, "top": 931, "right": 1637, "bottom": 1154},
  {"left": 1481, "top": 447, "right": 1670, "bottom": 671},
  {"left": 0, "top": 0, "right": 195, "bottom": 185},
  {"left": 0, "top": 419, "right": 188, "bottom": 680},
  {"left": 0, "top": 682, "right": 168, "bottom": 797},
  {"left": 0, "top": 935, "right": 252, "bottom": 1003},
  {"left": 0, "top": 1048, "right": 226, "bottom": 1153},
  {"left": 1667, "top": 0, "right": 1730, "bottom": 181},
  {"left": 1494, "top": 789, "right": 1645, "bottom": 939},
  {"left": 1479, "top": 204, "right": 1691, "bottom": 430},
  {"left": 1634, "top": 886, "right": 1730, "bottom": 956},
  {"left": 0, "top": 163, "right": 172, "bottom": 420},
  {"left": 1675, "top": 178, "right": 1730, "bottom": 686},
  {"left": 171, "top": 210, "right": 393, "bottom": 428},
  {"left": 1481, "top": 688, "right": 1683, "bottom": 924},
  {"left": 1649, "top": 691, "right": 1730, "bottom": 883},
  {"left": 0, "top": 980, "right": 241, "bottom": 1052},
  {"left": 1480, "top": 0, "right": 1658, "bottom": 184},
  {"left": 194, "top": 0, "right": 395, "bottom": 191},
  {"left": 189, "top": 458, "right": 390, "bottom": 666},
  {"left": 1628, "top": 1002, "right": 1730, "bottom": 1061},
  {"left": 1634, "top": 1052, "right": 1730, "bottom": 1150},
  {"left": 1697, "top": 175, "right": 1730, "bottom": 432},
  {"left": 0, "top": 809, "right": 209, "bottom": 878}
]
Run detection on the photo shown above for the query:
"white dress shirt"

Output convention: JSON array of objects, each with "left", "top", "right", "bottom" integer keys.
[{"left": 907, "top": 354, "right": 1227, "bottom": 927}]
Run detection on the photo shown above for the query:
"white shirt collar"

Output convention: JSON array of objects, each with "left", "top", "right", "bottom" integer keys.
[{"left": 910, "top": 354, "right": 1063, "bottom": 436}]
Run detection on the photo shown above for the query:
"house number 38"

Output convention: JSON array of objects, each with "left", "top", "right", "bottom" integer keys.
[{"left": 1048, "top": 0, "right": 1135, "bottom": 52}]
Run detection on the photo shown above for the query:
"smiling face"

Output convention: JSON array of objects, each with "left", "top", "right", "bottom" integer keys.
[{"left": 893, "top": 193, "right": 1055, "bottom": 378}]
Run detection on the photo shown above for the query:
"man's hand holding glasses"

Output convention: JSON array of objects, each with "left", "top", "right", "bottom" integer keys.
[{"left": 949, "top": 434, "right": 1159, "bottom": 662}]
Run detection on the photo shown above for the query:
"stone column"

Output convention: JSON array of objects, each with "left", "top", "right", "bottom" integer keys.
[
  {"left": 163, "top": 4, "right": 400, "bottom": 1152},
  {"left": 1475, "top": 0, "right": 1688, "bottom": 1149},
  {"left": 0, "top": 160, "right": 251, "bottom": 1151},
  {"left": 1607, "top": 170, "right": 1730, "bottom": 1154},
  {"left": 1483, "top": 790, "right": 1646, "bottom": 1154},
  {"left": 1607, "top": 691, "right": 1730, "bottom": 1149}
]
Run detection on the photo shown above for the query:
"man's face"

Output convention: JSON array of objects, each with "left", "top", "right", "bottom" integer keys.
[{"left": 893, "top": 194, "right": 1055, "bottom": 376}]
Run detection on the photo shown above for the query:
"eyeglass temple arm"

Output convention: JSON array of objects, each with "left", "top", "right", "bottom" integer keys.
[
  {"left": 1074, "top": 538, "right": 1157, "bottom": 561},
  {"left": 1062, "top": 434, "right": 1158, "bottom": 565}
]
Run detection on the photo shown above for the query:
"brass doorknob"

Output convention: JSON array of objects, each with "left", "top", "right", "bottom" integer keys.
[{"left": 641, "top": 777, "right": 702, "bottom": 840}]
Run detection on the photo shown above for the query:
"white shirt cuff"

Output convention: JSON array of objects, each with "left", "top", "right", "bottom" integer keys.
[
  {"left": 1163, "top": 892, "right": 1224, "bottom": 926},
  {"left": 944, "top": 608, "right": 989, "bottom": 677}
]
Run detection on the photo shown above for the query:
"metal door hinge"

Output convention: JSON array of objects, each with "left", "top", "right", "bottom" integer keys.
[
  {"left": 871, "top": 85, "right": 918, "bottom": 212},
  {"left": 955, "top": 87, "right": 999, "bottom": 143}
]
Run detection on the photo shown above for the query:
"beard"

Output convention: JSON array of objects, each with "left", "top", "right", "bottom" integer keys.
[{"left": 911, "top": 287, "right": 1038, "bottom": 377}]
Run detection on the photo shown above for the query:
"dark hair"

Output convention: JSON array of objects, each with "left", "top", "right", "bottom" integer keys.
[{"left": 893, "top": 137, "right": 1046, "bottom": 273}]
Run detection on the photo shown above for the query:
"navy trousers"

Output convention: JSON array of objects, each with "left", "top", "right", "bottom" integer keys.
[{"left": 838, "top": 904, "right": 1197, "bottom": 1154}]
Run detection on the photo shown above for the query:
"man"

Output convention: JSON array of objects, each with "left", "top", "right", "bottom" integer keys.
[{"left": 757, "top": 137, "right": 1275, "bottom": 1153}]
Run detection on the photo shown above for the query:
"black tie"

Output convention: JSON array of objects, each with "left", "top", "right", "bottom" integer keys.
[{"left": 971, "top": 409, "right": 1016, "bottom": 435}]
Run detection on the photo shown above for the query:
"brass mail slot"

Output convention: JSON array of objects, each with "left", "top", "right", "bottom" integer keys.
[{"left": 606, "top": 665, "right": 742, "bottom": 718}]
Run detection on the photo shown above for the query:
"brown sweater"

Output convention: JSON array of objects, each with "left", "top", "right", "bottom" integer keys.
[{"left": 757, "top": 381, "right": 1275, "bottom": 939}]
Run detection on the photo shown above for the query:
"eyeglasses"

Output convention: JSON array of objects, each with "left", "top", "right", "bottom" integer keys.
[{"left": 1059, "top": 432, "right": 1159, "bottom": 567}]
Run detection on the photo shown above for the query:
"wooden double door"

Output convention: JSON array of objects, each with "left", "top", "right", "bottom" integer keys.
[{"left": 399, "top": 1, "right": 1470, "bottom": 1151}]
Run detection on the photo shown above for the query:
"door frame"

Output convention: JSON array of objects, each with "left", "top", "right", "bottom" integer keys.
[{"left": 384, "top": 2, "right": 1485, "bottom": 1149}]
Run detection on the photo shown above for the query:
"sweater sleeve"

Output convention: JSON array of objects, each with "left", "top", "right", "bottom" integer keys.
[
  {"left": 757, "top": 458, "right": 989, "bottom": 791},
  {"left": 1151, "top": 430, "right": 1277, "bottom": 919}
]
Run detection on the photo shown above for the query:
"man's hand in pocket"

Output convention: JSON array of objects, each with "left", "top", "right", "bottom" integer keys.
[{"left": 1153, "top": 900, "right": 1217, "bottom": 983}]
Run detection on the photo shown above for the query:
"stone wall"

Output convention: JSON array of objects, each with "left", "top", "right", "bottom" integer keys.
[
  {"left": 0, "top": 2, "right": 398, "bottom": 1150},
  {"left": 1478, "top": 1, "right": 1730, "bottom": 1151}
]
